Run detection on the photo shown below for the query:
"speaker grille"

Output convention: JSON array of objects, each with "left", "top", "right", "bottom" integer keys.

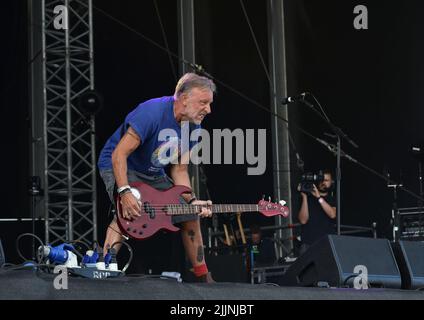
[
  {"left": 399, "top": 241, "right": 424, "bottom": 277},
  {"left": 330, "top": 235, "right": 400, "bottom": 276}
]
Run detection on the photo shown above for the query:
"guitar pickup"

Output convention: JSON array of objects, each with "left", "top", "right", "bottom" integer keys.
[{"left": 143, "top": 202, "right": 156, "bottom": 219}]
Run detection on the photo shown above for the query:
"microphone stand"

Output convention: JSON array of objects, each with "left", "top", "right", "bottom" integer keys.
[
  {"left": 417, "top": 159, "right": 424, "bottom": 239},
  {"left": 386, "top": 172, "right": 402, "bottom": 242},
  {"left": 297, "top": 97, "right": 358, "bottom": 236}
]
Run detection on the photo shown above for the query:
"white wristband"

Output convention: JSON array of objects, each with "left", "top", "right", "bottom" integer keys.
[
  {"left": 318, "top": 197, "right": 324, "bottom": 204},
  {"left": 117, "top": 185, "right": 131, "bottom": 194}
]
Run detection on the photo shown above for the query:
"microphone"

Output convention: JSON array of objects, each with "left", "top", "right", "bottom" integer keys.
[{"left": 281, "top": 93, "right": 307, "bottom": 105}]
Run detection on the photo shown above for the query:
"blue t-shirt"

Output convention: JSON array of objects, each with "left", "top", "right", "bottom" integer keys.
[{"left": 98, "top": 96, "right": 201, "bottom": 176}]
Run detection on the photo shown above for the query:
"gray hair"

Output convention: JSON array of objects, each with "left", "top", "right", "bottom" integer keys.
[{"left": 174, "top": 73, "right": 216, "bottom": 99}]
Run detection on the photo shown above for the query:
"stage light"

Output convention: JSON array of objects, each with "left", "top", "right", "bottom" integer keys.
[{"left": 78, "top": 89, "right": 103, "bottom": 115}]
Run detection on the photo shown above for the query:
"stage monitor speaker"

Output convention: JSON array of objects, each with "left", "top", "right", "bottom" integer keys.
[
  {"left": 392, "top": 240, "right": 424, "bottom": 290},
  {"left": 0, "top": 238, "right": 5, "bottom": 267},
  {"left": 279, "top": 235, "right": 402, "bottom": 289}
]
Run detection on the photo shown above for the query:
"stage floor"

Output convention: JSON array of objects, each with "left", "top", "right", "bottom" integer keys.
[{"left": 0, "top": 270, "right": 423, "bottom": 300}]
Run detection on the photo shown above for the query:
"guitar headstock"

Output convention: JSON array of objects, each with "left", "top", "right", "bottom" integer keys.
[{"left": 257, "top": 199, "right": 290, "bottom": 218}]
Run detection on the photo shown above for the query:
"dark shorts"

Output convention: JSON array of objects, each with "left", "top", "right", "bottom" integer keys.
[{"left": 99, "top": 169, "right": 198, "bottom": 225}]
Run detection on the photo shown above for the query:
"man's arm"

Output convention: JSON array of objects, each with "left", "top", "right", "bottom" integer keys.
[
  {"left": 112, "top": 126, "right": 141, "bottom": 220},
  {"left": 112, "top": 127, "right": 140, "bottom": 187},
  {"left": 170, "top": 152, "right": 212, "bottom": 217},
  {"left": 318, "top": 199, "right": 337, "bottom": 219},
  {"left": 298, "top": 193, "right": 309, "bottom": 224},
  {"left": 310, "top": 185, "right": 336, "bottom": 219},
  {"left": 169, "top": 162, "right": 193, "bottom": 202}
]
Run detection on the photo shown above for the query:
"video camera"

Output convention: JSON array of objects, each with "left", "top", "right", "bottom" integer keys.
[{"left": 299, "top": 171, "right": 324, "bottom": 193}]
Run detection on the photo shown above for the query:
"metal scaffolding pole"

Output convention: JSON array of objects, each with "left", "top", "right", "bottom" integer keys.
[
  {"left": 267, "top": 0, "right": 293, "bottom": 258},
  {"left": 29, "top": 0, "right": 97, "bottom": 245}
]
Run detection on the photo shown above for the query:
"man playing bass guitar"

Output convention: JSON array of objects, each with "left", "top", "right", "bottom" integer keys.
[{"left": 98, "top": 73, "right": 215, "bottom": 282}]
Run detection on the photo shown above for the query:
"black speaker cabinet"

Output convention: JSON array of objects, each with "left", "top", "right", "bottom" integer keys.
[
  {"left": 205, "top": 253, "right": 247, "bottom": 283},
  {"left": 279, "top": 235, "right": 402, "bottom": 289},
  {"left": 392, "top": 240, "right": 424, "bottom": 289}
]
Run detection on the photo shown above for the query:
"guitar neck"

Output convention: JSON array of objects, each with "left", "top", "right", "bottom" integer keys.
[{"left": 167, "top": 204, "right": 259, "bottom": 215}]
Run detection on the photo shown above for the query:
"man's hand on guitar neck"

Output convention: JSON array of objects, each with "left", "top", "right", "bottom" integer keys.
[
  {"left": 120, "top": 192, "right": 141, "bottom": 220},
  {"left": 170, "top": 163, "right": 212, "bottom": 218},
  {"left": 191, "top": 200, "right": 213, "bottom": 218}
]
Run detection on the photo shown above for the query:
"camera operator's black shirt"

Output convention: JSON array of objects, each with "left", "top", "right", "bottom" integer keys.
[{"left": 301, "top": 194, "right": 336, "bottom": 245}]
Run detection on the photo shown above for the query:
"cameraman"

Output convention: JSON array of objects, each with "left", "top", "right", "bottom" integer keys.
[{"left": 297, "top": 169, "right": 337, "bottom": 255}]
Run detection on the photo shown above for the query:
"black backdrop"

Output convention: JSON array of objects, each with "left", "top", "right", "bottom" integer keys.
[
  {"left": 1, "top": 0, "right": 424, "bottom": 272},
  {"left": 285, "top": 0, "right": 424, "bottom": 238}
]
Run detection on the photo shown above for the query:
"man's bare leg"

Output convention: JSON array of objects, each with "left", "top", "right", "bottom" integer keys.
[
  {"left": 181, "top": 220, "right": 204, "bottom": 265},
  {"left": 103, "top": 218, "right": 125, "bottom": 254},
  {"left": 181, "top": 219, "right": 213, "bottom": 282}
]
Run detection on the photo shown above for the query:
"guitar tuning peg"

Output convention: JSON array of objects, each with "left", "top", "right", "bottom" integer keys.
[
  {"left": 279, "top": 200, "right": 286, "bottom": 206},
  {"left": 262, "top": 194, "right": 265, "bottom": 200},
  {"left": 268, "top": 196, "right": 271, "bottom": 202}
]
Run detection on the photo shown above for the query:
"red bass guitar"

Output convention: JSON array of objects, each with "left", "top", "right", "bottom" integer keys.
[{"left": 116, "top": 181, "right": 290, "bottom": 240}]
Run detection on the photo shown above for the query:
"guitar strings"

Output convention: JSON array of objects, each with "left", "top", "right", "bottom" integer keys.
[{"left": 117, "top": 204, "right": 282, "bottom": 215}]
